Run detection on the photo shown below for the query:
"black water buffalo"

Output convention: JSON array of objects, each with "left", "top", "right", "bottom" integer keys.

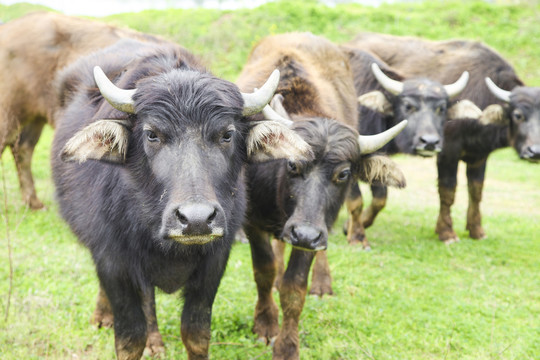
[
  {"left": 340, "top": 46, "right": 471, "bottom": 248},
  {"left": 437, "top": 81, "right": 540, "bottom": 243},
  {"left": 236, "top": 32, "right": 407, "bottom": 360},
  {"left": 0, "top": 12, "right": 163, "bottom": 209},
  {"left": 345, "top": 33, "right": 539, "bottom": 244},
  {"left": 51, "top": 39, "right": 312, "bottom": 360}
]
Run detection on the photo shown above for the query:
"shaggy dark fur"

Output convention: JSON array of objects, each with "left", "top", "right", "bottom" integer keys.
[{"left": 52, "top": 39, "right": 278, "bottom": 360}]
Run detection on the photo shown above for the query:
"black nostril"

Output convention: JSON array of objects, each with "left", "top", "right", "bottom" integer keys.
[
  {"left": 420, "top": 134, "right": 440, "bottom": 145},
  {"left": 529, "top": 145, "right": 540, "bottom": 155},
  {"left": 207, "top": 208, "right": 217, "bottom": 224},
  {"left": 176, "top": 209, "right": 188, "bottom": 225},
  {"left": 290, "top": 226, "right": 298, "bottom": 240}
]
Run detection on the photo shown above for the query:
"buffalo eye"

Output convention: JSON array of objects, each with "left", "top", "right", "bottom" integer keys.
[
  {"left": 146, "top": 130, "right": 160, "bottom": 143},
  {"left": 221, "top": 130, "right": 235, "bottom": 143},
  {"left": 435, "top": 104, "right": 446, "bottom": 114},
  {"left": 512, "top": 109, "right": 524, "bottom": 123},
  {"left": 287, "top": 160, "right": 299, "bottom": 175},
  {"left": 335, "top": 168, "right": 351, "bottom": 183},
  {"left": 404, "top": 102, "right": 416, "bottom": 113}
]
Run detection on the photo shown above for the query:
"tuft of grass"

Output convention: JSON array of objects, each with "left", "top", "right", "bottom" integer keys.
[{"left": 1, "top": 1, "right": 539, "bottom": 359}]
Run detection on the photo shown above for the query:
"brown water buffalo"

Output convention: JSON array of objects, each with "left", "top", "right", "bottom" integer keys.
[
  {"left": 0, "top": 11, "right": 162, "bottom": 209},
  {"left": 51, "top": 38, "right": 311, "bottom": 360},
  {"left": 345, "top": 33, "right": 538, "bottom": 243},
  {"left": 236, "top": 32, "right": 407, "bottom": 359}
]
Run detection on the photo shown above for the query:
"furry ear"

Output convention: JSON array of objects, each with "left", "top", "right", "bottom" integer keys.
[
  {"left": 357, "top": 155, "right": 406, "bottom": 188},
  {"left": 61, "top": 119, "right": 131, "bottom": 164},
  {"left": 447, "top": 100, "right": 482, "bottom": 120},
  {"left": 480, "top": 104, "right": 507, "bottom": 125},
  {"left": 247, "top": 121, "right": 313, "bottom": 162},
  {"left": 358, "top": 91, "right": 393, "bottom": 115}
]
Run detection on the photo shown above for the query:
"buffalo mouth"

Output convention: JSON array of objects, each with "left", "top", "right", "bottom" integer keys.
[
  {"left": 520, "top": 145, "right": 540, "bottom": 163},
  {"left": 280, "top": 235, "right": 327, "bottom": 252},
  {"left": 415, "top": 147, "right": 441, "bottom": 157},
  {"left": 165, "top": 229, "right": 224, "bottom": 245}
]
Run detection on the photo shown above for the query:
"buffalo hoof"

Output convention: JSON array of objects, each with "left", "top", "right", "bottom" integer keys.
[
  {"left": 273, "top": 335, "right": 299, "bottom": 360},
  {"left": 27, "top": 198, "right": 45, "bottom": 210},
  {"left": 467, "top": 225, "right": 486, "bottom": 240},
  {"left": 309, "top": 281, "right": 333, "bottom": 297},
  {"left": 91, "top": 309, "right": 114, "bottom": 328},
  {"left": 143, "top": 331, "right": 165, "bottom": 358},
  {"left": 442, "top": 236, "right": 460, "bottom": 245},
  {"left": 253, "top": 305, "right": 279, "bottom": 343}
]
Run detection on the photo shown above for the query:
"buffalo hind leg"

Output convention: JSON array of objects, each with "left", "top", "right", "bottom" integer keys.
[
  {"left": 345, "top": 182, "right": 370, "bottom": 249},
  {"left": 246, "top": 225, "right": 280, "bottom": 343},
  {"left": 91, "top": 285, "right": 114, "bottom": 328},
  {"left": 142, "top": 287, "right": 165, "bottom": 357},
  {"left": 12, "top": 120, "right": 46, "bottom": 209},
  {"left": 362, "top": 183, "right": 388, "bottom": 228},
  {"left": 272, "top": 239, "right": 286, "bottom": 291},
  {"left": 466, "top": 161, "right": 487, "bottom": 240},
  {"left": 436, "top": 154, "right": 459, "bottom": 244},
  {"left": 309, "top": 250, "right": 333, "bottom": 297},
  {"left": 273, "top": 249, "right": 315, "bottom": 360}
]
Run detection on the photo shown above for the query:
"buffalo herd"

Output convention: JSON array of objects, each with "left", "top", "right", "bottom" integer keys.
[{"left": 1, "top": 11, "right": 538, "bottom": 360}]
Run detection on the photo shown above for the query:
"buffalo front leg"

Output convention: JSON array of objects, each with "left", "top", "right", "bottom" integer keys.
[
  {"left": 181, "top": 245, "right": 232, "bottom": 360},
  {"left": 436, "top": 153, "right": 459, "bottom": 244},
  {"left": 466, "top": 161, "right": 487, "bottom": 240},
  {"left": 246, "top": 225, "right": 280, "bottom": 343},
  {"left": 11, "top": 120, "right": 46, "bottom": 209},
  {"left": 273, "top": 249, "right": 315, "bottom": 360},
  {"left": 362, "top": 183, "right": 388, "bottom": 228},
  {"left": 345, "top": 182, "right": 370, "bottom": 249},
  {"left": 309, "top": 250, "right": 332, "bottom": 297},
  {"left": 436, "top": 185, "right": 458, "bottom": 243},
  {"left": 91, "top": 285, "right": 165, "bottom": 357},
  {"left": 98, "top": 273, "right": 148, "bottom": 360}
]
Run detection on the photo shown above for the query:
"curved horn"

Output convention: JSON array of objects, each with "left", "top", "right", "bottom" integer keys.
[
  {"left": 262, "top": 104, "right": 293, "bottom": 127},
  {"left": 371, "top": 63, "right": 403, "bottom": 95},
  {"left": 443, "top": 71, "right": 469, "bottom": 98},
  {"left": 485, "top": 77, "right": 511, "bottom": 103},
  {"left": 93, "top": 66, "right": 136, "bottom": 114},
  {"left": 358, "top": 120, "right": 408, "bottom": 155},
  {"left": 242, "top": 69, "right": 280, "bottom": 116}
]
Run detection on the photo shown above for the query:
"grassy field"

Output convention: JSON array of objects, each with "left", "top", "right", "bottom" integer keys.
[{"left": 1, "top": 1, "right": 540, "bottom": 359}]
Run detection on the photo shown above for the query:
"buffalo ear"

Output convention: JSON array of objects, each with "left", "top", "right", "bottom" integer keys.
[
  {"left": 447, "top": 100, "right": 482, "bottom": 120},
  {"left": 358, "top": 91, "right": 393, "bottom": 116},
  {"left": 480, "top": 104, "right": 507, "bottom": 125},
  {"left": 357, "top": 155, "right": 406, "bottom": 188},
  {"left": 247, "top": 121, "right": 313, "bottom": 162},
  {"left": 61, "top": 119, "right": 131, "bottom": 164}
]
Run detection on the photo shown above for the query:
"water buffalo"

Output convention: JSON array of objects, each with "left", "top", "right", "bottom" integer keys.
[
  {"left": 236, "top": 32, "right": 407, "bottom": 360},
  {"left": 0, "top": 12, "right": 162, "bottom": 209},
  {"left": 51, "top": 38, "right": 311, "bottom": 360},
  {"left": 344, "top": 33, "right": 539, "bottom": 243},
  {"left": 340, "top": 46, "right": 470, "bottom": 248}
]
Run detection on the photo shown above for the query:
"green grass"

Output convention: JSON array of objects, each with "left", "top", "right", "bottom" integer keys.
[{"left": 1, "top": 1, "right": 540, "bottom": 359}]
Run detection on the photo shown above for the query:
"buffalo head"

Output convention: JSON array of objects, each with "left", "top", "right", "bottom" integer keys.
[
  {"left": 485, "top": 78, "right": 540, "bottom": 162},
  {"left": 60, "top": 66, "right": 312, "bottom": 247},
  {"left": 359, "top": 63, "right": 469, "bottom": 157},
  {"left": 262, "top": 98, "right": 406, "bottom": 251}
]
